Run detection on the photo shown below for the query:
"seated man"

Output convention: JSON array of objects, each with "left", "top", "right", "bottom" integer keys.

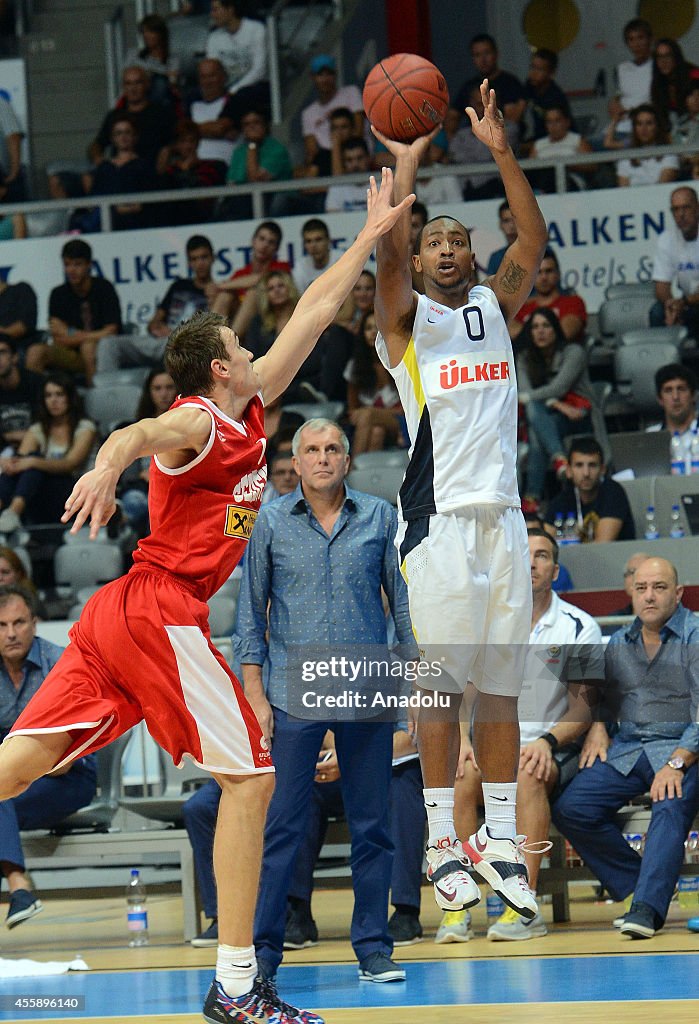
[
  {"left": 544, "top": 437, "right": 635, "bottom": 543},
  {"left": 443, "top": 529, "right": 602, "bottom": 943},
  {"left": 651, "top": 188, "right": 699, "bottom": 340},
  {"left": 485, "top": 202, "right": 518, "bottom": 277},
  {"left": 89, "top": 65, "right": 176, "bottom": 170},
  {"left": 451, "top": 33, "right": 525, "bottom": 129},
  {"left": 511, "top": 249, "right": 587, "bottom": 346},
  {"left": 324, "top": 138, "right": 371, "bottom": 213},
  {"left": 522, "top": 48, "right": 571, "bottom": 142},
  {"left": 0, "top": 335, "right": 42, "bottom": 453},
  {"left": 205, "top": 0, "right": 269, "bottom": 124},
  {"left": 300, "top": 55, "right": 364, "bottom": 179},
  {"left": 0, "top": 584, "right": 96, "bottom": 927},
  {"left": 292, "top": 219, "right": 341, "bottom": 295},
  {"left": 646, "top": 363, "right": 698, "bottom": 472},
  {"left": 0, "top": 277, "right": 38, "bottom": 355},
  {"left": 211, "top": 220, "right": 290, "bottom": 318},
  {"left": 553, "top": 556, "right": 699, "bottom": 939},
  {"left": 613, "top": 551, "right": 652, "bottom": 616}
]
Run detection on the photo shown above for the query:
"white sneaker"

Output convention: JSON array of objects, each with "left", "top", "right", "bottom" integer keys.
[
  {"left": 0, "top": 509, "right": 21, "bottom": 535},
  {"left": 425, "top": 840, "right": 481, "bottom": 912},
  {"left": 463, "top": 825, "right": 545, "bottom": 920},
  {"left": 435, "top": 910, "right": 473, "bottom": 944},
  {"left": 487, "top": 906, "right": 547, "bottom": 941}
]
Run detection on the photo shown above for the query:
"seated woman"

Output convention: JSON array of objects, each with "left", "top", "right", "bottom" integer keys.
[
  {"left": 158, "top": 119, "right": 225, "bottom": 225},
  {"left": 0, "top": 373, "right": 97, "bottom": 532},
  {"left": 125, "top": 13, "right": 181, "bottom": 109},
  {"left": 82, "top": 114, "right": 155, "bottom": 231},
  {"left": 516, "top": 308, "right": 594, "bottom": 514},
  {"left": 612, "top": 104, "right": 679, "bottom": 187},
  {"left": 345, "top": 308, "right": 404, "bottom": 455},
  {"left": 651, "top": 38, "right": 699, "bottom": 130}
]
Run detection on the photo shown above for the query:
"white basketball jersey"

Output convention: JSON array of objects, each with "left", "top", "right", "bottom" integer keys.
[{"left": 376, "top": 286, "right": 520, "bottom": 520}]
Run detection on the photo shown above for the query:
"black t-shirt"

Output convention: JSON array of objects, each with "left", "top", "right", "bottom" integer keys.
[
  {"left": 159, "top": 278, "right": 210, "bottom": 330},
  {"left": 522, "top": 80, "right": 572, "bottom": 139},
  {"left": 455, "top": 69, "right": 524, "bottom": 114},
  {"left": 0, "top": 368, "right": 43, "bottom": 442},
  {"left": 0, "top": 282, "right": 37, "bottom": 335},
  {"left": 49, "top": 277, "right": 122, "bottom": 334},
  {"left": 96, "top": 102, "right": 176, "bottom": 166},
  {"left": 545, "top": 478, "right": 636, "bottom": 541}
]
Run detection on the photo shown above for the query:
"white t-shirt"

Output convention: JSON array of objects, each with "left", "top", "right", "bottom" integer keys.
[
  {"left": 653, "top": 225, "right": 699, "bottom": 298},
  {"left": 617, "top": 154, "right": 679, "bottom": 186},
  {"left": 518, "top": 592, "right": 604, "bottom": 745},
  {"left": 417, "top": 175, "right": 463, "bottom": 205},
  {"left": 292, "top": 249, "right": 341, "bottom": 294},
  {"left": 206, "top": 18, "right": 267, "bottom": 93},
  {"left": 533, "top": 132, "right": 584, "bottom": 159},
  {"left": 616, "top": 58, "right": 653, "bottom": 134},
  {"left": 189, "top": 96, "right": 236, "bottom": 164},
  {"left": 301, "top": 85, "right": 363, "bottom": 149},
  {"left": 325, "top": 183, "right": 368, "bottom": 213}
]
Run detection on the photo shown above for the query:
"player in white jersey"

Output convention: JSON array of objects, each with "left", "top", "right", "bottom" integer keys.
[{"left": 373, "top": 80, "right": 548, "bottom": 920}]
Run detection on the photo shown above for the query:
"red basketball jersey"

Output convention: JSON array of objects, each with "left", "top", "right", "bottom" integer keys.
[{"left": 132, "top": 394, "right": 267, "bottom": 600}]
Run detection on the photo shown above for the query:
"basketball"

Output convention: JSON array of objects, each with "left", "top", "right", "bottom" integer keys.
[{"left": 362, "top": 53, "right": 449, "bottom": 143}]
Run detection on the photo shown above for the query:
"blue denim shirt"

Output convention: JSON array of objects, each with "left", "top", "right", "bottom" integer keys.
[
  {"left": 604, "top": 604, "right": 699, "bottom": 775},
  {"left": 234, "top": 484, "right": 415, "bottom": 712}
]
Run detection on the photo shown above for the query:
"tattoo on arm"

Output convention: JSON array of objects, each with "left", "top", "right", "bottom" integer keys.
[{"left": 500, "top": 260, "right": 527, "bottom": 295}]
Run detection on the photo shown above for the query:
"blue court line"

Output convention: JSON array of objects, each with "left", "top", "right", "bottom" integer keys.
[{"left": 1, "top": 954, "right": 698, "bottom": 1020}]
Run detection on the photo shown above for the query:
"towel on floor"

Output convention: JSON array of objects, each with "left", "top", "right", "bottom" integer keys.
[{"left": 0, "top": 956, "right": 88, "bottom": 977}]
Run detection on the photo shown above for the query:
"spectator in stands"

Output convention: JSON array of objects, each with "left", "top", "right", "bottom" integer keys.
[
  {"left": 335, "top": 269, "right": 375, "bottom": 337},
  {"left": 236, "top": 418, "right": 413, "bottom": 983},
  {"left": 529, "top": 106, "right": 593, "bottom": 192},
  {"left": 646, "top": 364, "right": 698, "bottom": 472},
  {"left": 612, "top": 104, "right": 679, "bottom": 187},
  {"left": 544, "top": 436, "right": 636, "bottom": 543},
  {"left": 82, "top": 114, "right": 156, "bottom": 232},
  {"left": 328, "top": 106, "right": 358, "bottom": 176},
  {"left": 222, "top": 109, "right": 292, "bottom": 220},
  {"left": 444, "top": 528, "right": 602, "bottom": 943},
  {"left": 96, "top": 235, "right": 217, "bottom": 376},
  {"left": 0, "top": 336, "right": 41, "bottom": 453},
  {"left": 25, "top": 239, "right": 122, "bottom": 386},
  {"left": 452, "top": 34, "right": 525, "bottom": 128},
  {"left": 300, "top": 55, "right": 364, "bottom": 179},
  {"left": 613, "top": 551, "right": 652, "bottom": 616},
  {"left": 346, "top": 308, "right": 404, "bottom": 455},
  {"left": 651, "top": 187, "right": 699, "bottom": 339},
  {"left": 0, "top": 584, "right": 95, "bottom": 928},
  {"left": 188, "top": 58, "right": 238, "bottom": 171},
  {"left": 485, "top": 202, "right": 517, "bottom": 277},
  {"left": 672, "top": 82, "right": 699, "bottom": 155},
  {"left": 517, "top": 308, "right": 595, "bottom": 514},
  {"left": 0, "top": 211, "right": 24, "bottom": 239},
  {"left": 0, "top": 372, "right": 96, "bottom": 533},
  {"left": 0, "top": 277, "right": 37, "bottom": 355},
  {"left": 293, "top": 219, "right": 341, "bottom": 294},
  {"left": 606, "top": 18, "right": 654, "bottom": 146},
  {"left": 0, "top": 548, "right": 33, "bottom": 592},
  {"left": 25, "top": 171, "right": 83, "bottom": 239},
  {"left": 0, "top": 94, "right": 26, "bottom": 203},
  {"left": 523, "top": 48, "right": 571, "bottom": 142},
  {"left": 651, "top": 38, "right": 699, "bottom": 130},
  {"left": 553, "top": 556, "right": 699, "bottom": 939},
  {"left": 125, "top": 14, "right": 180, "bottom": 109},
  {"left": 211, "top": 220, "right": 289, "bottom": 317},
  {"left": 511, "top": 249, "right": 587, "bottom": 346},
  {"left": 89, "top": 65, "right": 176, "bottom": 170},
  {"left": 448, "top": 81, "right": 519, "bottom": 200},
  {"left": 205, "top": 0, "right": 269, "bottom": 122},
  {"left": 409, "top": 201, "right": 428, "bottom": 293},
  {"left": 325, "top": 137, "right": 371, "bottom": 212},
  {"left": 262, "top": 448, "right": 298, "bottom": 504},
  {"left": 157, "top": 120, "right": 225, "bottom": 225}
]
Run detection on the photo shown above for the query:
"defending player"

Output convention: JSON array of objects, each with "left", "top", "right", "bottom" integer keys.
[
  {"left": 373, "top": 81, "right": 547, "bottom": 919},
  {"left": 0, "top": 169, "right": 414, "bottom": 1024}
]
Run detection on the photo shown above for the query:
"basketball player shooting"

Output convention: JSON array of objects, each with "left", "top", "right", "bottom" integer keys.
[
  {"left": 0, "top": 169, "right": 413, "bottom": 1024},
  {"left": 373, "top": 80, "right": 548, "bottom": 919}
]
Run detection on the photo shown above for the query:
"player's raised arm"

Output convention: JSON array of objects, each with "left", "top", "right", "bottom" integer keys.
[
  {"left": 253, "top": 167, "right": 415, "bottom": 406},
  {"left": 471, "top": 80, "right": 547, "bottom": 321}
]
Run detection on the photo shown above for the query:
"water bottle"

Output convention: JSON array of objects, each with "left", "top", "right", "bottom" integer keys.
[
  {"left": 685, "top": 830, "right": 699, "bottom": 863},
  {"left": 624, "top": 833, "right": 644, "bottom": 855},
  {"left": 678, "top": 874, "right": 699, "bottom": 908},
  {"left": 486, "top": 893, "right": 505, "bottom": 919},
  {"left": 126, "top": 869, "right": 149, "bottom": 946},
  {"left": 644, "top": 506, "right": 659, "bottom": 540},
  {"left": 553, "top": 513, "right": 564, "bottom": 542},
  {"left": 564, "top": 512, "right": 579, "bottom": 544},
  {"left": 670, "top": 431, "right": 685, "bottom": 475},
  {"left": 691, "top": 430, "right": 699, "bottom": 474},
  {"left": 670, "top": 504, "right": 685, "bottom": 539}
]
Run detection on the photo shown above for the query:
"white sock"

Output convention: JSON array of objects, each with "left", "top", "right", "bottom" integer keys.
[
  {"left": 424, "top": 787, "right": 457, "bottom": 847},
  {"left": 216, "top": 944, "right": 257, "bottom": 998},
  {"left": 482, "top": 782, "right": 518, "bottom": 840}
]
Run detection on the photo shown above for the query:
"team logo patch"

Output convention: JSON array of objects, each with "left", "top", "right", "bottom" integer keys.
[{"left": 224, "top": 505, "right": 257, "bottom": 540}]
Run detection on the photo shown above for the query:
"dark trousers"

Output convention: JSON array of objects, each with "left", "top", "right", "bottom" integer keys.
[
  {"left": 0, "top": 765, "right": 96, "bottom": 874},
  {"left": 182, "top": 778, "right": 220, "bottom": 920},
  {"left": 254, "top": 709, "right": 394, "bottom": 974},
  {"left": 0, "top": 468, "right": 73, "bottom": 524},
  {"left": 552, "top": 751, "right": 699, "bottom": 920}
]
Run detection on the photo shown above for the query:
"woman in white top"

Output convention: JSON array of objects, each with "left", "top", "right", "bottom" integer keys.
[
  {"left": 346, "top": 308, "right": 404, "bottom": 455},
  {"left": 0, "top": 373, "right": 97, "bottom": 532},
  {"left": 614, "top": 104, "right": 679, "bottom": 187}
]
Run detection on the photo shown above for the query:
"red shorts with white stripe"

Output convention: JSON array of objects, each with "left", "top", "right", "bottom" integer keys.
[{"left": 9, "top": 565, "right": 273, "bottom": 775}]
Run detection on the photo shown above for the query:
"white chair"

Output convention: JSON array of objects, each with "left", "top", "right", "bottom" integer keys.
[
  {"left": 282, "top": 401, "right": 344, "bottom": 422},
  {"left": 62, "top": 526, "right": 109, "bottom": 545},
  {"left": 85, "top": 384, "right": 142, "bottom": 436},
  {"left": 604, "top": 282, "right": 656, "bottom": 301},
  {"left": 614, "top": 342, "right": 682, "bottom": 420},
  {"left": 54, "top": 543, "right": 123, "bottom": 594},
  {"left": 346, "top": 465, "right": 405, "bottom": 505},
  {"left": 54, "top": 732, "right": 132, "bottom": 833},
  {"left": 351, "top": 449, "right": 409, "bottom": 470},
  {"left": 597, "top": 295, "right": 654, "bottom": 346},
  {"left": 119, "top": 744, "right": 212, "bottom": 826},
  {"left": 92, "top": 368, "right": 150, "bottom": 390},
  {"left": 208, "top": 594, "right": 238, "bottom": 637},
  {"left": 620, "top": 326, "right": 688, "bottom": 348}
]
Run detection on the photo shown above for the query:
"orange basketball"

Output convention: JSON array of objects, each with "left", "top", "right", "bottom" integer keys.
[{"left": 362, "top": 53, "right": 449, "bottom": 143}]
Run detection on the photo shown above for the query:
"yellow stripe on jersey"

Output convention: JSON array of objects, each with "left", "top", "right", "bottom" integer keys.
[{"left": 402, "top": 336, "right": 426, "bottom": 416}]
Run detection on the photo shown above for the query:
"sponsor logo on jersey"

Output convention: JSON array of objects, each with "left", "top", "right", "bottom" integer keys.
[
  {"left": 232, "top": 466, "right": 267, "bottom": 502},
  {"left": 437, "top": 357, "right": 511, "bottom": 391},
  {"left": 224, "top": 504, "right": 257, "bottom": 540}
]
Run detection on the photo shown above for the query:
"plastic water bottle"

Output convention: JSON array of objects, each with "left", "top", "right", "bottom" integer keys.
[
  {"left": 486, "top": 893, "right": 505, "bottom": 919},
  {"left": 564, "top": 512, "right": 580, "bottom": 544},
  {"left": 691, "top": 430, "right": 699, "bottom": 474},
  {"left": 685, "top": 830, "right": 699, "bottom": 863},
  {"left": 670, "top": 504, "right": 685, "bottom": 539},
  {"left": 644, "top": 506, "right": 659, "bottom": 540},
  {"left": 670, "top": 431, "right": 686, "bottom": 475},
  {"left": 678, "top": 875, "right": 699, "bottom": 909},
  {"left": 553, "top": 513, "right": 564, "bottom": 542},
  {"left": 126, "top": 869, "right": 149, "bottom": 946}
]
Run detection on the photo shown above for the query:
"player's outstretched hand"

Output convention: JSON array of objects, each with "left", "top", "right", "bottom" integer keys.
[
  {"left": 465, "top": 78, "right": 508, "bottom": 154},
  {"left": 370, "top": 124, "right": 439, "bottom": 162},
  {"left": 61, "top": 466, "right": 119, "bottom": 540},
  {"left": 363, "top": 166, "right": 416, "bottom": 237}
]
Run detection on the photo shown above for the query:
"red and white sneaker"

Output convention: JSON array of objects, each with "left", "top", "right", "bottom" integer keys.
[
  {"left": 462, "top": 826, "right": 549, "bottom": 920},
  {"left": 425, "top": 840, "right": 481, "bottom": 912}
]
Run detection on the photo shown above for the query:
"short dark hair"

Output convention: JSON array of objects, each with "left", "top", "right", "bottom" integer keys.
[
  {"left": 341, "top": 136, "right": 369, "bottom": 156},
  {"left": 624, "top": 17, "right": 652, "bottom": 41},
  {"left": 527, "top": 526, "right": 559, "bottom": 564},
  {"left": 302, "top": 218, "right": 329, "bottom": 238},
  {"left": 470, "top": 32, "right": 497, "bottom": 51},
  {"left": 498, "top": 201, "right": 511, "bottom": 218},
  {"left": 533, "top": 47, "right": 558, "bottom": 72},
  {"left": 655, "top": 362, "right": 698, "bottom": 396},
  {"left": 415, "top": 215, "right": 472, "bottom": 255},
  {"left": 0, "top": 583, "right": 37, "bottom": 617},
  {"left": 0, "top": 332, "right": 17, "bottom": 354},
  {"left": 568, "top": 436, "right": 604, "bottom": 461},
  {"left": 329, "top": 106, "right": 354, "bottom": 124},
  {"left": 253, "top": 220, "right": 282, "bottom": 246},
  {"left": 186, "top": 234, "right": 213, "bottom": 255},
  {"left": 540, "top": 247, "right": 560, "bottom": 272},
  {"left": 412, "top": 201, "right": 429, "bottom": 228},
  {"left": 62, "top": 238, "right": 92, "bottom": 262},
  {"left": 166, "top": 309, "right": 229, "bottom": 397}
]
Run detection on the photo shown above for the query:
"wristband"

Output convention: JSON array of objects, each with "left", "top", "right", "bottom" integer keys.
[{"left": 540, "top": 732, "right": 559, "bottom": 752}]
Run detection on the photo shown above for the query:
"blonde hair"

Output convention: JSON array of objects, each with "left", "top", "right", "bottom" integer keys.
[{"left": 256, "top": 271, "right": 299, "bottom": 334}]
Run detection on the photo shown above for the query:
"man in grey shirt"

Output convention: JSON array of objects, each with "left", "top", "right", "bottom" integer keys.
[{"left": 553, "top": 556, "right": 699, "bottom": 938}]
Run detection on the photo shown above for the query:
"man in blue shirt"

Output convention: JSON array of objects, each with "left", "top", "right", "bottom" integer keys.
[
  {"left": 0, "top": 584, "right": 96, "bottom": 928},
  {"left": 552, "top": 556, "right": 699, "bottom": 938},
  {"left": 236, "top": 418, "right": 416, "bottom": 984}
]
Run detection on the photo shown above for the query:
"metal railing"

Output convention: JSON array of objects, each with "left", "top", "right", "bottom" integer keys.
[
  {"left": 2, "top": 142, "right": 693, "bottom": 233},
  {"left": 105, "top": 6, "right": 127, "bottom": 109}
]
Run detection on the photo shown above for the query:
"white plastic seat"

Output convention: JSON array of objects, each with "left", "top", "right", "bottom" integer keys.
[{"left": 54, "top": 543, "right": 123, "bottom": 594}]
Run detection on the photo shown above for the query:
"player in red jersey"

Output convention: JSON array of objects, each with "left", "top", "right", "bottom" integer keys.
[{"left": 0, "top": 168, "right": 414, "bottom": 1024}]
